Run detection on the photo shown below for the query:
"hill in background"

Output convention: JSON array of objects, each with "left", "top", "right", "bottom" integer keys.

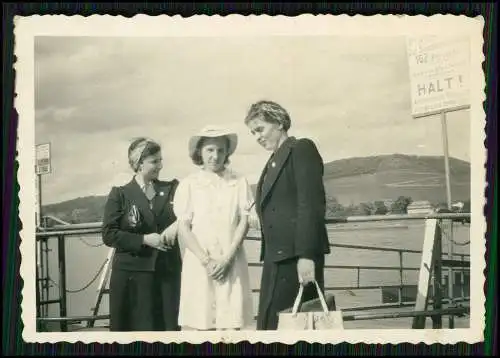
[{"left": 42, "top": 154, "right": 470, "bottom": 224}]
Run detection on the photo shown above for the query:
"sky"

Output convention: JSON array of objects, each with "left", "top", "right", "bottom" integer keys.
[{"left": 35, "top": 36, "right": 471, "bottom": 205}]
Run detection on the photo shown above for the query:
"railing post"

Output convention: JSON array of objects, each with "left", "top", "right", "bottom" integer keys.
[
  {"left": 460, "top": 254, "right": 465, "bottom": 300},
  {"left": 398, "top": 251, "right": 403, "bottom": 306},
  {"left": 431, "top": 220, "right": 443, "bottom": 328},
  {"left": 35, "top": 247, "right": 42, "bottom": 332},
  {"left": 57, "top": 234, "right": 68, "bottom": 332},
  {"left": 42, "top": 238, "right": 50, "bottom": 317},
  {"left": 446, "top": 220, "right": 455, "bottom": 328}
]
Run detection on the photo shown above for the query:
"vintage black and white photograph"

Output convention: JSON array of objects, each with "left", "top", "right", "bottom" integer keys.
[{"left": 15, "top": 14, "right": 485, "bottom": 344}]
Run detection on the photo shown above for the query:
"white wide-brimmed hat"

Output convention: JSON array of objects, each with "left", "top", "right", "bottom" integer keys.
[{"left": 188, "top": 125, "right": 238, "bottom": 159}]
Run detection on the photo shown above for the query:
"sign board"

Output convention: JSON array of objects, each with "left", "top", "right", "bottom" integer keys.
[
  {"left": 36, "top": 143, "right": 51, "bottom": 175},
  {"left": 406, "top": 36, "right": 471, "bottom": 117}
]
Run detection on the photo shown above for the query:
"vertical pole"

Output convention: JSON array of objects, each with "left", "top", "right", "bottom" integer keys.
[
  {"left": 447, "top": 225, "right": 455, "bottom": 328},
  {"left": 398, "top": 251, "right": 403, "bottom": 306},
  {"left": 35, "top": 172, "right": 43, "bottom": 315},
  {"left": 440, "top": 111, "right": 453, "bottom": 210},
  {"left": 432, "top": 222, "right": 442, "bottom": 328},
  {"left": 440, "top": 110, "right": 455, "bottom": 328},
  {"left": 43, "top": 239, "right": 50, "bottom": 317},
  {"left": 57, "top": 235, "right": 68, "bottom": 332},
  {"left": 460, "top": 254, "right": 465, "bottom": 300},
  {"left": 35, "top": 238, "right": 42, "bottom": 332},
  {"left": 36, "top": 173, "right": 42, "bottom": 228}
]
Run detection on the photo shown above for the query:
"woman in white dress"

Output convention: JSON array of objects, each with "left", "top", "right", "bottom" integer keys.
[{"left": 173, "top": 125, "right": 254, "bottom": 331}]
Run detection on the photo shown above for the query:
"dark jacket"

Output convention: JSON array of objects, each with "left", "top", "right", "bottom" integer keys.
[
  {"left": 102, "top": 177, "right": 181, "bottom": 272},
  {"left": 255, "top": 136, "right": 331, "bottom": 263}
]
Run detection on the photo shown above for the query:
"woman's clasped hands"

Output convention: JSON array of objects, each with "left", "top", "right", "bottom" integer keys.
[{"left": 202, "top": 254, "right": 234, "bottom": 283}]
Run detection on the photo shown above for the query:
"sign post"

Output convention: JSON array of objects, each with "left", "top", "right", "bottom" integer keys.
[
  {"left": 440, "top": 111, "right": 453, "bottom": 210},
  {"left": 406, "top": 35, "right": 471, "bottom": 208},
  {"left": 406, "top": 35, "right": 471, "bottom": 329},
  {"left": 35, "top": 143, "right": 51, "bottom": 228},
  {"left": 35, "top": 143, "right": 51, "bottom": 319}
]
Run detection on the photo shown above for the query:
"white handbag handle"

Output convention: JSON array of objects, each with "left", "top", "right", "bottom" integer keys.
[{"left": 291, "top": 280, "right": 330, "bottom": 316}]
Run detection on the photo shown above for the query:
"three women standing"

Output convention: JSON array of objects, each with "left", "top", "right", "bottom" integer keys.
[{"left": 102, "top": 100, "right": 329, "bottom": 332}]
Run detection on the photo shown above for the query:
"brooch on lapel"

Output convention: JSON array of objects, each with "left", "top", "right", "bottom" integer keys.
[
  {"left": 271, "top": 162, "right": 276, "bottom": 168},
  {"left": 127, "top": 205, "right": 141, "bottom": 228}
]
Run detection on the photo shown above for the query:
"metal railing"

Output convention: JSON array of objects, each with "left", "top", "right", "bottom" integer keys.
[{"left": 35, "top": 212, "right": 471, "bottom": 331}]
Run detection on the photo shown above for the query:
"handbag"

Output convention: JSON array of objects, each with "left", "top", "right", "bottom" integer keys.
[{"left": 278, "top": 281, "right": 344, "bottom": 330}]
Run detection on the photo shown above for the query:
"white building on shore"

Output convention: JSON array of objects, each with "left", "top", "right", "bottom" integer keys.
[{"left": 406, "top": 200, "right": 434, "bottom": 214}]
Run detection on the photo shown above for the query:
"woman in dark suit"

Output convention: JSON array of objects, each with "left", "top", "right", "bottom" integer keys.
[
  {"left": 102, "top": 137, "right": 182, "bottom": 331},
  {"left": 244, "top": 100, "right": 331, "bottom": 330}
]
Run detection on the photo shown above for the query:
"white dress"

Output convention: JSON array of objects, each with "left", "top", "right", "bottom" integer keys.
[{"left": 173, "top": 168, "right": 254, "bottom": 330}]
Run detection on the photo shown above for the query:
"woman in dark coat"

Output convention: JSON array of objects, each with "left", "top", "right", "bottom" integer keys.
[
  {"left": 102, "top": 137, "right": 182, "bottom": 331},
  {"left": 244, "top": 100, "right": 331, "bottom": 330}
]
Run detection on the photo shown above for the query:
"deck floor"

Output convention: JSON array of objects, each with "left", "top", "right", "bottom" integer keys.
[{"left": 62, "top": 309, "right": 469, "bottom": 333}]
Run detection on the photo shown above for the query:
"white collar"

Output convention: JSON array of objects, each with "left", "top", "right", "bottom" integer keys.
[{"left": 134, "top": 175, "right": 152, "bottom": 190}]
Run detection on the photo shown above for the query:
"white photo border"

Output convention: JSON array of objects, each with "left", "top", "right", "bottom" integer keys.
[{"left": 15, "top": 14, "right": 486, "bottom": 345}]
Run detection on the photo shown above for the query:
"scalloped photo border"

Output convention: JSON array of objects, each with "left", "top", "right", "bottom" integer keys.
[{"left": 14, "top": 14, "right": 486, "bottom": 345}]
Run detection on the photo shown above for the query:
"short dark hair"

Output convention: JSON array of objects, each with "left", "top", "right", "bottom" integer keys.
[
  {"left": 191, "top": 136, "right": 231, "bottom": 166},
  {"left": 244, "top": 100, "right": 291, "bottom": 131}
]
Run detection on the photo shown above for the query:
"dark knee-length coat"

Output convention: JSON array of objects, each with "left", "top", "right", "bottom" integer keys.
[
  {"left": 255, "top": 136, "right": 331, "bottom": 330},
  {"left": 102, "top": 177, "right": 182, "bottom": 330}
]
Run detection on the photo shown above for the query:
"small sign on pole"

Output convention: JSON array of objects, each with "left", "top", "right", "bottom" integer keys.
[{"left": 36, "top": 143, "right": 52, "bottom": 175}]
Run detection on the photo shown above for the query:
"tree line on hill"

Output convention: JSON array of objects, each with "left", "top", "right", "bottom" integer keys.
[
  {"left": 43, "top": 194, "right": 471, "bottom": 225},
  {"left": 325, "top": 196, "right": 471, "bottom": 218},
  {"left": 325, "top": 195, "right": 413, "bottom": 218}
]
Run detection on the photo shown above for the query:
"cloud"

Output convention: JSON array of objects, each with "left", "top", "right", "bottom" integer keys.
[{"left": 35, "top": 36, "right": 471, "bottom": 204}]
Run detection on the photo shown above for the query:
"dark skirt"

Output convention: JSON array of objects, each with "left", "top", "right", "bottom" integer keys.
[
  {"left": 256, "top": 256, "right": 325, "bottom": 330},
  {"left": 109, "top": 254, "right": 181, "bottom": 332}
]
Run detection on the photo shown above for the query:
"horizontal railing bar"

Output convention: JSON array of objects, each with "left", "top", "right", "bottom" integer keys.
[
  {"left": 342, "top": 306, "right": 469, "bottom": 321},
  {"left": 35, "top": 231, "right": 473, "bottom": 259},
  {"left": 325, "top": 242, "right": 423, "bottom": 254},
  {"left": 245, "top": 238, "right": 470, "bottom": 257},
  {"left": 39, "top": 299, "right": 471, "bottom": 325},
  {"left": 39, "top": 299, "right": 61, "bottom": 306},
  {"left": 36, "top": 231, "right": 471, "bottom": 258},
  {"left": 38, "top": 306, "right": 469, "bottom": 325},
  {"left": 37, "top": 314, "right": 110, "bottom": 323},
  {"left": 248, "top": 262, "right": 421, "bottom": 271},
  {"left": 441, "top": 259, "right": 471, "bottom": 268},
  {"left": 325, "top": 213, "right": 471, "bottom": 224},
  {"left": 251, "top": 283, "right": 472, "bottom": 298},
  {"left": 325, "top": 264, "right": 422, "bottom": 271},
  {"left": 40, "top": 212, "right": 471, "bottom": 233},
  {"left": 341, "top": 297, "right": 470, "bottom": 312},
  {"left": 48, "top": 222, "right": 103, "bottom": 230},
  {"left": 37, "top": 228, "right": 103, "bottom": 238}
]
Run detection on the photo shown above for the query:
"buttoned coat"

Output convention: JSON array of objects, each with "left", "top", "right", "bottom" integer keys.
[
  {"left": 255, "top": 136, "right": 331, "bottom": 263},
  {"left": 255, "top": 136, "right": 331, "bottom": 330},
  {"left": 102, "top": 177, "right": 182, "bottom": 331},
  {"left": 102, "top": 178, "right": 181, "bottom": 271}
]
